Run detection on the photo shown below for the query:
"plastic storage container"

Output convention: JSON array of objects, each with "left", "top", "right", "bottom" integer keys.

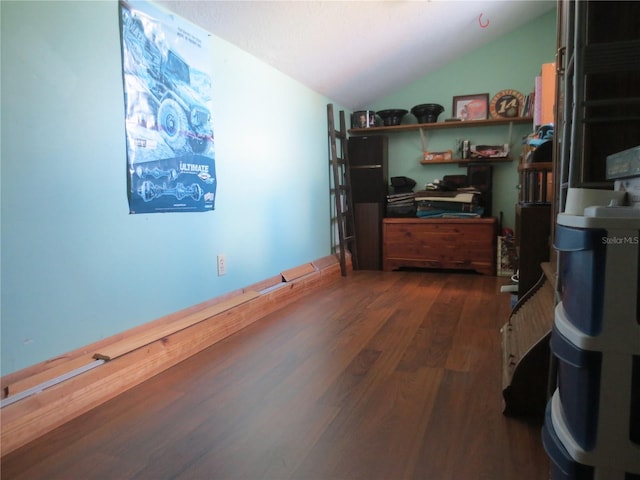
[
  {"left": 556, "top": 210, "right": 640, "bottom": 345},
  {"left": 553, "top": 308, "right": 640, "bottom": 454},
  {"left": 554, "top": 224, "right": 607, "bottom": 335},
  {"left": 544, "top": 403, "right": 595, "bottom": 480},
  {"left": 546, "top": 393, "right": 640, "bottom": 480},
  {"left": 549, "top": 207, "right": 640, "bottom": 480},
  {"left": 551, "top": 323, "right": 602, "bottom": 450}
]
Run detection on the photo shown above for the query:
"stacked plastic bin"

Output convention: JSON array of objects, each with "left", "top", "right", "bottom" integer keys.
[{"left": 543, "top": 207, "right": 640, "bottom": 480}]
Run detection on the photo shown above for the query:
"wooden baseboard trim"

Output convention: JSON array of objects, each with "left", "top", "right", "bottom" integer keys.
[
  {"left": 0, "top": 254, "right": 344, "bottom": 456},
  {"left": 281, "top": 263, "right": 316, "bottom": 282},
  {"left": 92, "top": 291, "right": 262, "bottom": 362}
]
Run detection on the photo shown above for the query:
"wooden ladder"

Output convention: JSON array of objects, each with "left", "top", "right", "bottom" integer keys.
[{"left": 327, "top": 104, "right": 357, "bottom": 275}]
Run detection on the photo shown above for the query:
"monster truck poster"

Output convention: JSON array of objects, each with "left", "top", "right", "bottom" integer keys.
[{"left": 119, "top": 0, "right": 216, "bottom": 213}]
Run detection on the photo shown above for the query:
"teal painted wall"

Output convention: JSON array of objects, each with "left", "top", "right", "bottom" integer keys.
[
  {"left": 0, "top": 0, "right": 338, "bottom": 375},
  {"left": 370, "top": 9, "right": 557, "bottom": 229}
]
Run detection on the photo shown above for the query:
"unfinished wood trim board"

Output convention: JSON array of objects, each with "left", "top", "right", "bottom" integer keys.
[
  {"left": 93, "top": 291, "right": 261, "bottom": 361},
  {"left": 1, "top": 255, "right": 344, "bottom": 456},
  {"left": 281, "top": 263, "right": 316, "bottom": 282}
]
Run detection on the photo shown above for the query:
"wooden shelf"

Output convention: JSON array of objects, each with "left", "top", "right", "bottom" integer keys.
[
  {"left": 348, "top": 116, "right": 533, "bottom": 135},
  {"left": 421, "top": 156, "right": 514, "bottom": 166},
  {"left": 518, "top": 161, "right": 552, "bottom": 171}
]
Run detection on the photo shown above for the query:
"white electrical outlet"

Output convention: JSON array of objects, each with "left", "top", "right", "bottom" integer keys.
[{"left": 217, "top": 254, "right": 227, "bottom": 276}]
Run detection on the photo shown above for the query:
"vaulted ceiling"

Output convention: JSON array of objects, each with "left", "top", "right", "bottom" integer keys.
[{"left": 157, "top": 1, "right": 556, "bottom": 110}]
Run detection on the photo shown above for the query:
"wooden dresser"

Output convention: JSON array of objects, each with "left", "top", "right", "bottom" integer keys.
[{"left": 382, "top": 217, "right": 497, "bottom": 275}]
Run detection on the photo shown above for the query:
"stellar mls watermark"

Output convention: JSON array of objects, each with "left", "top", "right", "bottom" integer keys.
[{"left": 602, "top": 235, "right": 640, "bottom": 245}]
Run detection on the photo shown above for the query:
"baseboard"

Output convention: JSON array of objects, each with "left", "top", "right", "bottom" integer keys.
[{"left": 0, "top": 254, "right": 349, "bottom": 456}]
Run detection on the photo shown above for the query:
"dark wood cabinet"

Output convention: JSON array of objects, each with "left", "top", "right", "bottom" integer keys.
[
  {"left": 348, "top": 135, "right": 388, "bottom": 270},
  {"left": 515, "top": 204, "right": 551, "bottom": 298},
  {"left": 353, "top": 203, "right": 384, "bottom": 270}
]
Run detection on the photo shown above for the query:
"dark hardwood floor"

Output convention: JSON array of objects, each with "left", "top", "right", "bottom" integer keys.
[{"left": 1, "top": 270, "right": 550, "bottom": 479}]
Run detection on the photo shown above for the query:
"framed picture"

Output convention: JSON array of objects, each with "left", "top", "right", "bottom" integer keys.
[{"left": 452, "top": 93, "right": 490, "bottom": 120}]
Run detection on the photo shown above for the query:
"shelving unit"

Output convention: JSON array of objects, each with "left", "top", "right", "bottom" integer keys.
[
  {"left": 350, "top": 117, "right": 531, "bottom": 167},
  {"left": 519, "top": 162, "right": 553, "bottom": 203},
  {"left": 348, "top": 116, "right": 533, "bottom": 135},
  {"left": 515, "top": 203, "right": 551, "bottom": 298},
  {"left": 348, "top": 135, "right": 388, "bottom": 270},
  {"left": 499, "top": 79, "right": 555, "bottom": 417},
  {"left": 516, "top": 158, "right": 553, "bottom": 298},
  {"left": 348, "top": 117, "right": 533, "bottom": 270}
]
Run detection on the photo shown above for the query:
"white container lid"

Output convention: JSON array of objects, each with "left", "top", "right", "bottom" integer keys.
[
  {"left": 564, "top": 188, "right": 627, "bottom": 215},
  {"left": 558, "top": 206, "right": 640, "bottom": 229}
]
